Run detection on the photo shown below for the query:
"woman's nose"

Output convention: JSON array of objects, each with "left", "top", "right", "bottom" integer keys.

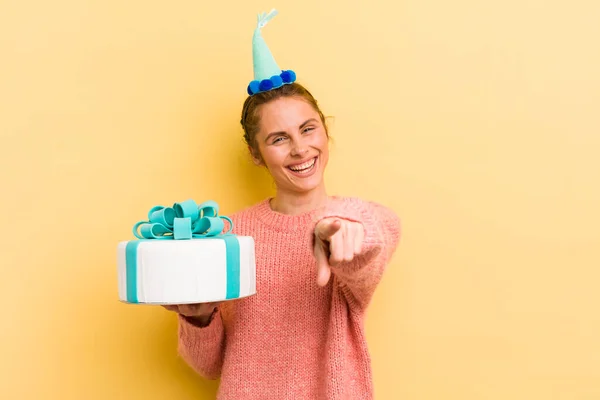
[{"left": 290, "top": 143, "right": 308, "bottom": 157}]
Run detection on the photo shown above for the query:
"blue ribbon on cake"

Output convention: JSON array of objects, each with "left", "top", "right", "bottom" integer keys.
[{"left": 125, "top": 199, "right": 240, "bottom": 303}]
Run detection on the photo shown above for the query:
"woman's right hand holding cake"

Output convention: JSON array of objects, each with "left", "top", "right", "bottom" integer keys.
[{"left": 162, "top": 302, "right": 222, "bottom": 327}]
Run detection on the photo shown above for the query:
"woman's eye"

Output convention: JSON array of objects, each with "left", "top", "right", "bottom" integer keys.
[
  {"left": 273, "top": 136, "right": 285, "bottom": 144},
  {"left": 303, "top": 127, "right": 315, "bottom": 133}
]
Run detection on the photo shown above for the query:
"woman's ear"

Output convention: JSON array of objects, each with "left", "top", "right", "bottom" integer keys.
[{"left": 248, "top": 145, "right": 263, "bottom": 166}]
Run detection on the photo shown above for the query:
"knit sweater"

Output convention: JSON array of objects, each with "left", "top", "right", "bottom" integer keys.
[{"left": 177, "top": 196, "right": 401, "bottom": 399}]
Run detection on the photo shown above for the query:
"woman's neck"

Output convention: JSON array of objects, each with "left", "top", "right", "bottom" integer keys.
[{"left": 269, "top": 185, "right": 328, "bottom": 215}]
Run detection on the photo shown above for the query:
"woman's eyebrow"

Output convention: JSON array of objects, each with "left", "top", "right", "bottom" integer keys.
[{"left": 299, "top": 118, "right": 318, "bottom": 129}]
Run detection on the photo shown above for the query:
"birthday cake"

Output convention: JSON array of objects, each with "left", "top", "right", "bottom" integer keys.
[{"left": 117, "top": 199, "right": 256, "bottom": 305}]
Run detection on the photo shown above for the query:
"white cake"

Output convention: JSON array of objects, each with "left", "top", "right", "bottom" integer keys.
[{"left": 117, "top": 236, "right": 256, "bottom": 304}]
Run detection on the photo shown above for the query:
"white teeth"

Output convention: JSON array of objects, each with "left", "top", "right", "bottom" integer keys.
[{"left": 288, "top": 157, "right": 316, "bottom": 172}]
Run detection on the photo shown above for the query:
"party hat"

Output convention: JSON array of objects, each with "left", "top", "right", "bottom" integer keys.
[{"left": 247, "top": 9, "right": 296, "bottom": 95}]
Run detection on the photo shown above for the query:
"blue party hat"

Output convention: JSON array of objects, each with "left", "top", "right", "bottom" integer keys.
[{"left": 247, "top": 9, "right": 296, "bottom": 96}]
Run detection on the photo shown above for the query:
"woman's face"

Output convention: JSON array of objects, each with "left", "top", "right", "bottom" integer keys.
[{"left": 252, "top": 96, "right": 329, "bottom": 195}]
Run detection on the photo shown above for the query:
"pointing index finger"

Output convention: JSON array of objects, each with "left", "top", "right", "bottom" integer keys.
[{"left": 316, "top": 218, "right": 342, "bottom": 241}]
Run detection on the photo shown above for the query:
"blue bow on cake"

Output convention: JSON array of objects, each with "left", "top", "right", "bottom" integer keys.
[{"left": 132, "top": 199, "right": 233, "bottom": 240}]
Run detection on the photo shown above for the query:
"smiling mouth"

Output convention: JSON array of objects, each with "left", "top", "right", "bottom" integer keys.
[{"left": 287, "top": 156, "right": 317, "bottom": 174}]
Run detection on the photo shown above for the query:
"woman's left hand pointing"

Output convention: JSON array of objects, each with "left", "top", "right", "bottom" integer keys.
[{"left": 313, "top": 218, "right": 364, "bottom": 286}]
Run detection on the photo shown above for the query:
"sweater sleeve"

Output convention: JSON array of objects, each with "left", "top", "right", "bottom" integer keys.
[
  {"left": 177, "top": 308, "right": 225, "bottom": 380},
  {"left": 315, "top": 197, "right": 401, "bottom": 310}
]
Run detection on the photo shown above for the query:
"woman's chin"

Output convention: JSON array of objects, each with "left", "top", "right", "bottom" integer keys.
[
  {"left": 290, "top": 175, "right": 325, "bottom": 193},
  {"left": 273, "top": 174, "right": 323, "bottom": 194}
]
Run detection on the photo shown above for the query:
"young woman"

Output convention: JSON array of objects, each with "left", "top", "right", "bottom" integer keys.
[{"left": 163, "top": 82, "right": 401, "bottom": 399}]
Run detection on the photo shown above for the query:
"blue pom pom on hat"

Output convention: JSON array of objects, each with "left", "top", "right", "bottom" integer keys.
[{"left": 247, "top": 9, "right": 297, "bottom": 96}]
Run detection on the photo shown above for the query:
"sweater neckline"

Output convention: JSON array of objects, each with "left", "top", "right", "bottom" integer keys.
[{"left": 253, "top": 197, "right": 335, "bottom": 232}]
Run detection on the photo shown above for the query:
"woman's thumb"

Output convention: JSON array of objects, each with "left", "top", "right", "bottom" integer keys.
[{"left": 314, "top": 241, "right": 332, "bottom": 286}]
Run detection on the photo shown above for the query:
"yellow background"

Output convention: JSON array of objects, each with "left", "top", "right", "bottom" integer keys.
[{"left": 1, "top": 0, "right": 599, "bottom": 398}]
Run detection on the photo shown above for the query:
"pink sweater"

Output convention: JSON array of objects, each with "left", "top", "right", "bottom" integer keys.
[{"left": 177, "top": 196, "right": 401, "bottom": 399}]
